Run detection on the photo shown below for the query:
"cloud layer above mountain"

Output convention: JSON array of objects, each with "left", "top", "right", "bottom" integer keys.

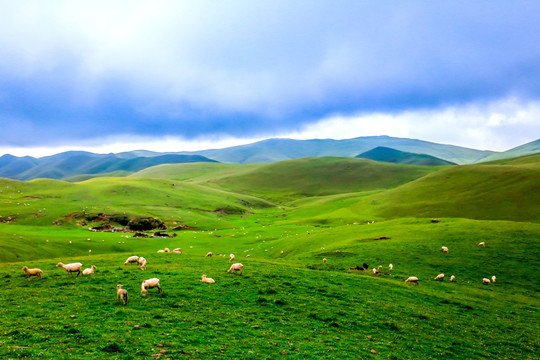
[{"left": 1, "top": 1, "right": 539, "bottom": 153}]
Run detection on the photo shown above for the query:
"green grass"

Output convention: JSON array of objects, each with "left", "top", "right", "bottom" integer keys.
[{"left": 0, "top": 155, "right": 539, "bottom": 359}]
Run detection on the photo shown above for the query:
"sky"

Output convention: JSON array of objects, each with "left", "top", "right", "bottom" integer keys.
[{"left": 1, "top": 1, "right": 540, "bottom": 157}]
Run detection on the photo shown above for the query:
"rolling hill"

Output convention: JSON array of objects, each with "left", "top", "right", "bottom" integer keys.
[{"left": 356, "top": 146, "right": 456, "bottom": 166}]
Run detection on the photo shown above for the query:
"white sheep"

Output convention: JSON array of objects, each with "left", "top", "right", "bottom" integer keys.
[
  {"left": 281, "top": 250, "right": 284, "bottom": 255},
  {"left": 206, "top": 252, "right": 213, "bottom": 257},
  {"left": 82, "top": 265, "right": 97, "bottom": 275},
  {"left": 157, "top": 250, "right": 165, "bottom": 253},
  {"left": 117, "top": 284, "right": 128, "bottom": 306},
  {"left": 483, "top": 278, "right": 491, "bottom": 285},
  {"left": 323, "top": 258, "right": 327, "bottom": 263},
  {"left": 491, "top": 275, "right": 496, "bottom": 283},
  {"left": 441, "top": 246, "right": 449, "bottom": 253},
  {"left": 405, "top": 276, "right": 419, "bottom": 285},
  {"left": 56, "top": 262, "right": 83, "bottom": 277},
  {"left": 378, "top": 265, "right": 383, "bottom": 270},
  {"left": 389, "top": 264, "right": 393, "bottom": 271},
  {"left": 124, "top": 256, "right": 139, "bottom": 265},
  {"left": 478, "top": 242, "right": 485, "bottom": 247},
  {"left": 164, "top": 248, "right": 170, "bottom": 253},
  {"left": 201, "top": 274, "right": 215, "bottom": 284},
  {"left": 434, "top": 273, "right": 445, "bottom": 281},
  {"left": 172, "top": 248, "right": 182, "bottom": 254},
  {"left": 227, "top": 263, "right": 244, "bottom": 276},
  {"left": 138, "top": 257, "right": 147, "bottom": 270},
  {"left": 141, "top": 278, "right": 162, "bottom": 295},
  {"left": 22, "top": 266, "right": 43, "bottom": 280},
  {"left": 450, "top": 275, "right": 455, "bottom": 282},
  {"left": 229, "top": 253, "right": 235, "bottom": 262},
  {"left": 372, "top": 268, "right": 379, "bottom": 275}
]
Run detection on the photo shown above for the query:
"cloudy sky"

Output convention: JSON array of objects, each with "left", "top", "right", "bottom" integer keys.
[{"left": 1, "top": 1, "right": 539, "bottom": 157}]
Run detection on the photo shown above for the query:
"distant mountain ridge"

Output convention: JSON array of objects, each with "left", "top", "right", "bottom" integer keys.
[
  {"left": 1, "top": 136, "right": 539, "bottom": 180},
  {"left": 356, "top": 146, "right": 456, "bottom": 166},
  {"left": 0, "top": 153, "right": 217, "bottom": 180}
]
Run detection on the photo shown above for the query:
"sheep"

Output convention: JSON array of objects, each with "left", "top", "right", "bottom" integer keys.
[
  {"left": 478, "top": 242, "right": 485, "bottom": 247},
  {"left": 82, "top": 265, "right": 97, "bottom": 275},
  {"left": 441, "top": 246, "right": 449, "bottom": 253},
  {"left": 281, "top": 250, "right": 284, "bottom": 255},
  {"left": 229, "top": 253, "right": 235, "bottom": 262},
  {"left": 483, "top": 278, "right": 491, "bottom": 285},
  {"left": 56, "top": 262, "right": 83, "bottom": 277},
  {"left": 372, "top": 268, "right": 379, "bottom": 275},
  {"left": 124, "top": 256, "right": 139, "bottom": 265},
  {"left": 227, "top": 263, "right": 244, "bottom": 276},
  {"left": 450, "top": 275, "right": 456, "bottom": 282},
  {"left": 362, "top": 263, "right": 369, "bottom": 270},
  {"left": 389, "top": 264, "right": 393, "bottom": 271},
  {"left": 434, "top": 273, "right": 445, "bottom": 281},
  {"left": 172, "top": 248, "right": 182, "bottom": 254},
  {"left": 22, "top": 266, "right": 43, "bottom": 280},
  {"left": 378, "top": 265, "right": 383, "bottom": 270},
  {"left": 405, "top": 276, "right": 419, "bottom": 285},
  {"left": 157, "top": 250, "right": 165, "bottom": 253},
  {"left": 323, "top": 258, "right": 327, "bottom": 263},
  {"left": 164, "top": 248, "right": 170, "bottom": 253},
  {"left": 201, "top": 274, "right": 215, "bottom": 284},
  {"left": 117, "top": 284, "right": 128, "bottom": 306},
  {"left": 491, "top": 275, "right": 496, "bottom": 283},
  {"left": 206, "top": 252, "right": 213, "bottom": 257},
  {"left": 138, "top": 257, "right": 147, "bottom": 270},
  {"left": 141, "top": 278, "right": 162, "bottom": 295}
]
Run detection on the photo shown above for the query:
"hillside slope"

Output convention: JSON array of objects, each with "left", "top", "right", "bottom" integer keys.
[
  {"left": 356, "top": 146, "right": 455, "bottom": 166},
  {"left": 211, "top": 157, "right": 439, "bottom": 202}
]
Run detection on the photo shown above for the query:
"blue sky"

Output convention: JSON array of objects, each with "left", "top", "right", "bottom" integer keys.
[{"left": 1, "top": 1, "right": 540, "bottom": 156}]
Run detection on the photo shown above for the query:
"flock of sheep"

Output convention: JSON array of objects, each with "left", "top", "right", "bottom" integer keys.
[
  {"left": 21, "top": 239, "right": 496, "bottom": 306},
  {"left": 21, "top": 251, "right": 244, "bottom": 306}
]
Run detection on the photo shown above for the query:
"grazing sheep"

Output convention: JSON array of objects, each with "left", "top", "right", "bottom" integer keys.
[
  {"left": 389, "top": 264, "right": 393, "bottom": 271},
  {"left": 281, "top": 250, "right": 284, "bottom": 255},
  {"left": 124, "top": 256, "right": 139, "bottom": 265},
  {"left": 478, "top": 242, "right": 485, "bottom": 247},
  {"left": 378, "top": 265, "right": 383, "bottom": 270},
  {"left": 21, "top": 266, "right": 43, "bottom": 280},
  {"left": 138, "top": 257, "right": 147, "bottom": 270},
  {"left": 372, "top": 268, "right": 379, "bottom": 275},
  {"left": 362, "top": 263, "right": 369, "bottom": 270},
  {"left": 323, "top": 258, "right": 327, "bottom": 263},
  {"left": 117, "top": 284, "right": 128, "bottom": 306},
  {"left": 227, "top": 263, "right": 244, "bottom": 276},
  {"left": 157, "top": 249, "right": 165, "bottom": 253},
  {"left": 405, "top": 276, "right": 419, "bottom": 285},
  {"left": 82, "top": 265, "right": 97, "bottom": 275},
  {"left": 206, "top": 252, "right": 213, "bottom": 257},
  {"left": 483, "top": 278, "right": 491, "bottom": 285},
  {"left": 164, "top": 248, "right": 170, "bottom": 253},
  {"left": 491, "top": 275, "right": 496, "bottom": 283},
  {"left": 201, "top": 274, "right": 215, "bottom": 284},
  {"left": 450, "top": 275, "right": 455, "bottom": 282},
  {"left": 172, "top": 248, "right": 182, "bottom": 254},
  {"left": 141, "top": 278, "right": 162, "bottom": 295},
  {"left": 434, "top": 273, "right": 445, "bottom": 281},
  {"left": 229, "top": 253, "right": 235, "bottom": 262},
  {"left": 441, "top": 246, "right": 449, "bottom": 253},
  {"left": 56, "top": 262, "right": 83, "bottom": 277}
]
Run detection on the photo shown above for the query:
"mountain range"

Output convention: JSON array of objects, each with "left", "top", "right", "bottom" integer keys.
[{"left": 1, "top": 135, "right": 539, "bottom": 180}]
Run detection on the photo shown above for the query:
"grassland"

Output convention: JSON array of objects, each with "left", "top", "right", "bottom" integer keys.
[{"left": 0, "top": 156, "right": 539, "bottom": 359}]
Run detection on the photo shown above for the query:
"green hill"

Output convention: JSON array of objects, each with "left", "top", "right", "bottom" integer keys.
[
  {"left": 356, "top": 146, "right": 455, "bottom": 166},
  {"left": 479, "top": 138, "right": 540, "bottom": 162},
  {"left": 210, "top": 157, "right": 439, "bottom": 202}
]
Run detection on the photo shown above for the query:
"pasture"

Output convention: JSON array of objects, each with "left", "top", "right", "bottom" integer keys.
[{"left": 0, "top": 157, "right": 539, "bottom": 359}]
